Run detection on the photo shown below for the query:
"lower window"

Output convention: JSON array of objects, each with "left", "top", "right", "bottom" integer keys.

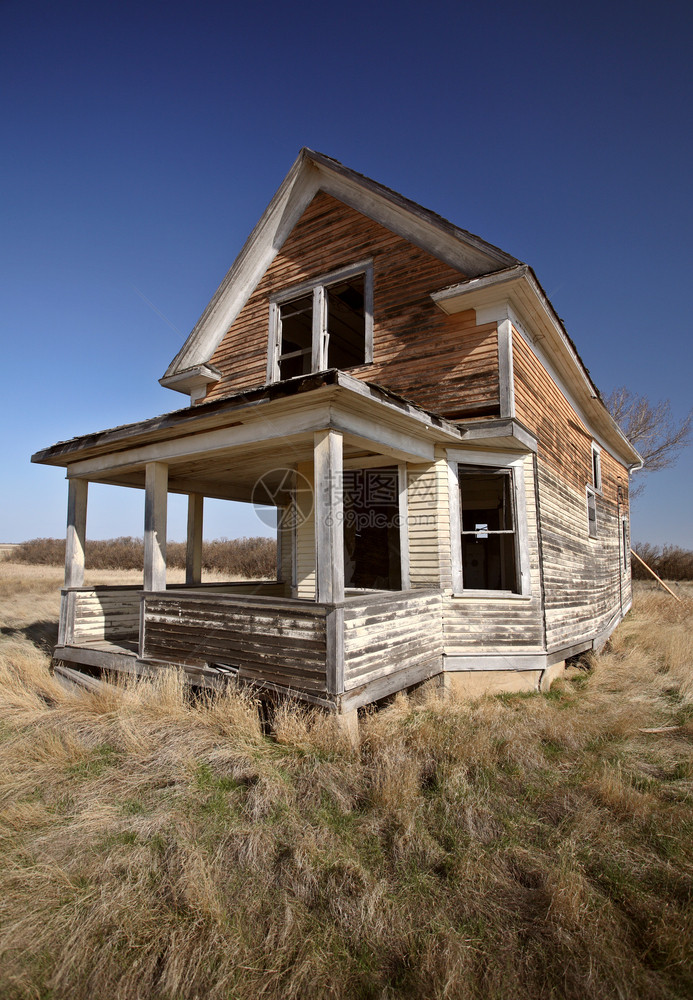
[{"left": 458, "top": 466, "right": 518, "bottom": 592}]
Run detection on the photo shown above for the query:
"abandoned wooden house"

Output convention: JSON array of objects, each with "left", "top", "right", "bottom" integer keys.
[{"left": 33, "top": 148, "right": 642, "bottom": 721}]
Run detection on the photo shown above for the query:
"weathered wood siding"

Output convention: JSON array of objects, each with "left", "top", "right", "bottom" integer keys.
[
  {"left": 203, "top": 192, "right": 500, "bottom": 420},
  {"left": 443, "top": 454, "right": 545, "bottom": 653},
  {"left": 407, "top": 452, "right": 452, "bottom": 589},
  {"left": 141, "top": 593, "right": 329, "bottom": 695},
  {"left": 68, "top": 587, "right": 141, "bottom": 644},
  {"left": 343, "top": 590, "right": 443, "bottom": 692},
  {"left": 512, "top": 327, "right": 632, "bottom": 652}
]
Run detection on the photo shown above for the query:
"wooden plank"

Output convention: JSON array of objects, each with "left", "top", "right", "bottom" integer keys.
[
  {"left": 497, "top": 317, "right": 515, "bottom": 418},
  {"left": 326, "top": 606, "right": 344, "bottom": 696},
  {"left": 340, "top": 657, "right": 442, "bottom": 711},
  {"left": 143, "top": 603, "right": 325, "bottom": 632},
  {"left": 398, "top": 463, "right": 411, "bottom": 590},
  {"left": 142, "top": 590, "right": 328, "bottom": 614},
  {"left": 142, "top": 627, "right": 327, "bottom": 663}
]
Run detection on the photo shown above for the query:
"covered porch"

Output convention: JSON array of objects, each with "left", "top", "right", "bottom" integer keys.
[{"left": 34, "top": 371, "right": 468, "bottom": 711}]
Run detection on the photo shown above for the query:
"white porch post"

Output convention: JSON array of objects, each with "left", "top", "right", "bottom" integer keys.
[
  {"left": 185, "top": 493, "right": 204, "bottom": 585},
  {"left": 314, "top": 429, "right": 344, "bottom": 603},
  {"left": 144, "top": 462, "right": 168, "bottom": 592},
  {"left": 65, "top": 478, "right": 88, "bottom": 588}
]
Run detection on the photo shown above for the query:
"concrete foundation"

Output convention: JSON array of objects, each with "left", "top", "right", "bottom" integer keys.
[
  {"left": 539, "top": 659, "right": 566, "bottom": 692},
  {"left": 444, "top": 669, "right": 543, "bottom": 698}
]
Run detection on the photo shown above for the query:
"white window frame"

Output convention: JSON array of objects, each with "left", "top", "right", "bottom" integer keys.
[
  {"left": 591, "top": 442, "right": 602, "bottom": 493},
  {"left": 447, "top": 449, "right": 532, "bottom": 597},
  {"left": 267, "top": 260, "right": 374, "bottom": 383},
  {"left": 586, "top": 485, "right": 598, "bottom": 539}
]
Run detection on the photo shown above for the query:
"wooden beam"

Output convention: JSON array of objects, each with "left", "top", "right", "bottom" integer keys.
[
  {"left": 144, "top": 462, "right": 168, "bottom": 592},
  {"left": 314, "top": 429, "right": 344, "bottom": 603},
  {"left": 186, "top": 493, "right": 204, "bottom": 585},
  {"left": 65, "top": 479, "right": 88, "bottom": 588}
]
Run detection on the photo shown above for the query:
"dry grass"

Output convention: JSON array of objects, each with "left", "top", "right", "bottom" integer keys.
[{"left": 0, "top": 571, "right": 692, "bottom": 999}]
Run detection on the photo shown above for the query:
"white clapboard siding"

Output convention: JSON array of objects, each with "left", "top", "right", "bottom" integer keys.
[
  {"left": 71, "top": 589, "right": 141, "bottom": 643},
  {"left": 407, "top": 453, "right": 451, "bottom": 589},
  {"left": 343, "top": 590, "right": 443, "bottom": 690},
  {"left": 538, "top": 464, "right": 627, "bottom": 651}
]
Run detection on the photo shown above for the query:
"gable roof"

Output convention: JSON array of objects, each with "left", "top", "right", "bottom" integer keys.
[
  {"left": 157, "top": 149, "right": 640, "bottom": 470},
  {"left": 161, "top": 148, "right": 520, "bottom": 386}
]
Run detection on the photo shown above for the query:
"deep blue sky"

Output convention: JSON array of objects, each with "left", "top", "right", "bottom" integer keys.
[{"left": 2, "top": 0, "right": 691, "bottom": 546}]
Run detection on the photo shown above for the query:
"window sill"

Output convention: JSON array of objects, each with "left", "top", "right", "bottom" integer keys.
[{"left": 451, "top": 591, "right": 532, "bottom": 602}]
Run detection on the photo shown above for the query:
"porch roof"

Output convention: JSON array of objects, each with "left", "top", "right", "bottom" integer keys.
[{"left": 32, "top": 370, "right": 536, "bottom": 503}]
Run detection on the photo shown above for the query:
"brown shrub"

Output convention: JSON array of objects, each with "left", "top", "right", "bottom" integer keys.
[
  {"left": 632, "top": 543, "right": 693, "bottom": 581},
  {"left": 12, "top": 535, "right": 277, "bottom": 578}
]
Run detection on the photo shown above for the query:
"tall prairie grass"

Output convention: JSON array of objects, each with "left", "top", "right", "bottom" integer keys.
[{"left": 0, "top": 568, "right": 692, "bottom": 999}]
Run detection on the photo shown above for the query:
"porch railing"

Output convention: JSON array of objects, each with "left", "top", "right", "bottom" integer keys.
[
  {"left": 140, "top": 591, "right": 335, "bottom": 701},
  {"left": 58, "top": 584, "right": 444, "bottom": 707}
]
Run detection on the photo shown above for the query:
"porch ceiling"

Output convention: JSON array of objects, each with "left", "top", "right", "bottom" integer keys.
[
  {"left": 88, "top": 435, "right": 390, "bottom": 504},
  {"left": 32, "top": 371, "right": 467, "bottom": 503}
]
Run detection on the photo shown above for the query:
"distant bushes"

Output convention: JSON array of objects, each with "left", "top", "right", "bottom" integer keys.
[
  {"left": 12, "top": 536, "right": 693, "bottom": 582},
  {"left": 12, "top": 536, "right": 277, "bottom": 578},
  {"left": 632, "top": 544, "right": 693, "bottom": 581}
]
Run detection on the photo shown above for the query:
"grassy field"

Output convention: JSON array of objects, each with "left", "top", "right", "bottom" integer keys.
[{"left": 0, "top": 563, "right": 692, "bottom": 999}]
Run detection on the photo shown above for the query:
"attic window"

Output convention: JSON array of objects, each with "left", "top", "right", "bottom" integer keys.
[{"left": 268, "top": 262, "right": 373, "bottom": 383}]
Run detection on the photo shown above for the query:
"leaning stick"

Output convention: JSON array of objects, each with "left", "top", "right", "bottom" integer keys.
[{"left": 630, "top": 549, "right": 683, "bottom": 603}]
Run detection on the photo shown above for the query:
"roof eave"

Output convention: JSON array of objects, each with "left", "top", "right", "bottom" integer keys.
[
  {"left": 159, "top": 363, "right": 223, "bottom": 396},
  {"left": 31, "top": 370, "right": 466, "bottom": 470},
  {"left": 432, "top": 266, "right": 642, "bottom": 468}
]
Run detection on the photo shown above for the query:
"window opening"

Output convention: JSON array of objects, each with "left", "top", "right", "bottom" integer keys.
[
  {"left": 278, "top": 293, "right": 313, "bottom": 380},
  {"left": 326, "top": 274, "right": 366, "bottom": 369},
  {"left": 343, "top": 466, "right": 401, "bottom": 591},
  {"left": 270, "top": 264, "right": 371, "bottom": 382},
  {"left": 592, "top": 444, "right": 602, "bottom": 491},
  {"left": 459, "top": 466, "right": 518, "bottom": 592},
  {"left": 587, "top": 487, "right": 597, "bottom": 539}
]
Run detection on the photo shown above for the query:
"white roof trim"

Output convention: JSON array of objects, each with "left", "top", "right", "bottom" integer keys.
[
  {"left": 159, "top": 363, "right": 223, "bottom": 396},
  {"left": 432, "top": 266, "right": 642, "bottom": 468}
]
